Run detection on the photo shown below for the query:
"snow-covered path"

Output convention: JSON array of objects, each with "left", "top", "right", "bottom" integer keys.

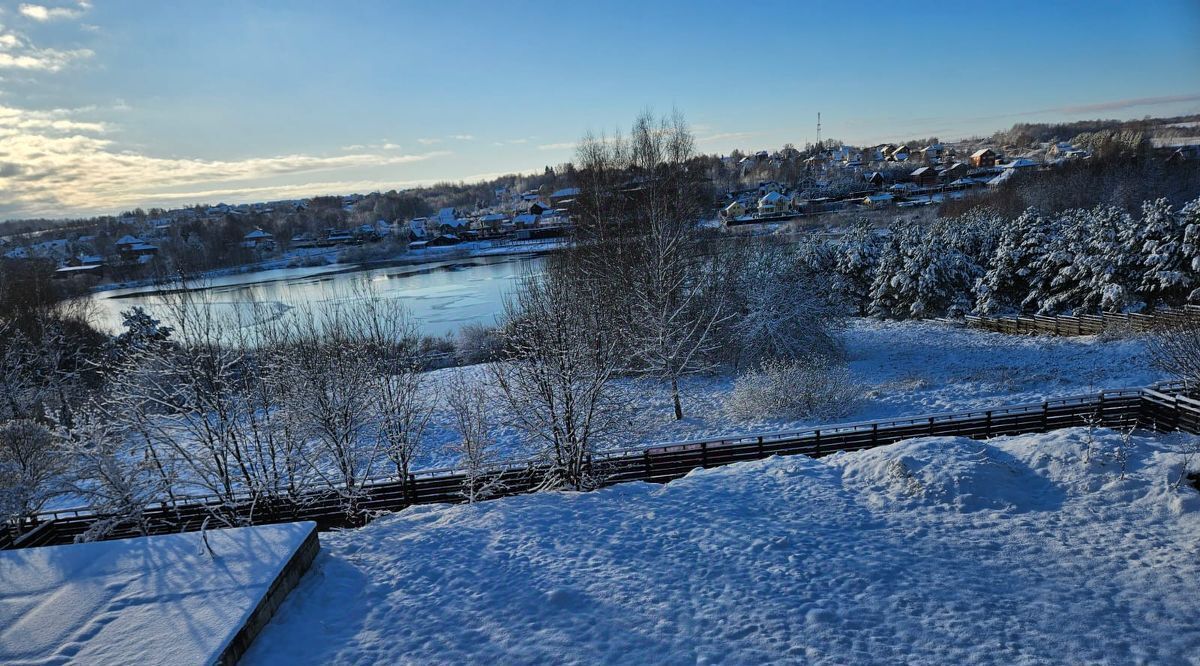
[{"left": 245, "top": 428, "right": 1200, "bottom": 665}]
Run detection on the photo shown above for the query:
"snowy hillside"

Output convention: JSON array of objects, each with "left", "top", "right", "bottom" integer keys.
[
  {"left": 416, "top": 319, "right": 1164, "bottom": 468},
  {"left": 245, "top": 428, "right": 1200, "bottom": 665}
]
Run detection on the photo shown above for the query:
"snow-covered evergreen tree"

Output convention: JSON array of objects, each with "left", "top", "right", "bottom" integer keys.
[
  {"left": 1073, "top": 205, "right": 1138, "bottom": 313},
  {"left": 1134, "top": 198, "right": 1192, "bottom": 307},
  {"left": 975, "top": 208, "right": 1048, "bottom": 314},
  {"left": 834, "top": 220, "right": 882, "bottom": 315}
]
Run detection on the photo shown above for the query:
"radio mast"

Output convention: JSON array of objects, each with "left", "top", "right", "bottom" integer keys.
[{"left": 816, "top": 112, "right": 822, "bottom": 148}]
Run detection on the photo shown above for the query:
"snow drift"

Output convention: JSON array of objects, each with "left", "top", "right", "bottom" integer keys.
[{"left": 245, "top": 428, "right": 1200, "bottom": 665}]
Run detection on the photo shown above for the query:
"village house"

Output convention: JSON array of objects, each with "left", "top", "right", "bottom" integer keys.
[
  {"left": 549, "top": 187, "right": 580, "bottom": 207},
  {"left": 862, "top": 192, "right": 894, "bottom": 207},
  {"left": 757, "top": 191, "right": 792, "bottom": 216},
  {"left": 941, "top": 162, "right": 970, "bottom": 182},
  {"left": 722, "top": 201, "right": 747, "bottom": 220},
  {"left": 115, "top": 235, "right": 158, "bottom": 262},
  {"left": 479, "top": 213, "right": 508, "bottom": 232},
  {"left": 241, "top": 229, "right": 275, "bottom": 250},
  {"left": 865, "top": 171, "right": 885, "bottom": 187},
  {"left": 970, "top": 148, "right": 998, "bottom": 168},
  {"left": 1001, "top": 157, "right": 1039, "bottom": 170},
  {"left": 921, "top": 143, "right": 945, "bottom": 161},
  {"left": 408, "top": 218, "right": 430, "bottom": 239},
  {"left": 910, "top": 166, "right": 939, "bottom": 187}
]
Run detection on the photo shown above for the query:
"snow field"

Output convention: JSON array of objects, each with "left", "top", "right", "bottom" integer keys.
[
  {"left": 245, "top": 429, "right": 1200, "bottom": 665},
  {"left": 417, "top": 318, "right": 1164, "bottom": 469}
]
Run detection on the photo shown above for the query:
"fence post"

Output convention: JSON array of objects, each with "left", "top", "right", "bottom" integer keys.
[
  {"left": 871, "top": 423, "right": 879, "bottom": 446},
  {"left": 814, "top": 430, "right": 822, "bottom": 456},
  {"left": 1096, "top": 391, "right": 1105, "bottom": 426},
  {"left": 757, "top": 435, "right": 764, "bottom": 458},
  {"left": 1041, "top": 400, "right": 1049, "bottom": 432},
  {"left": 928, "top": 417, "right": 935, "bottom": 435},
  {"left": 643, "top": 449, "right": 651, "bottom": 480},
  {"left": 701, "top": 441, "right": 709, "bottom": 468},
  {"left": 985, "top": 410, "right": 993, "bottom": 438}
]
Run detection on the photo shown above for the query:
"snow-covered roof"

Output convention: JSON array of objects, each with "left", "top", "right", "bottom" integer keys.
[
  {"left": 1002, "top": 158, "right": 1038, "bottom": 169},
  {"left": 910, "top": 166, "right": 936, "bottom": 176},
  {"left": 116, "top": 235, "right": 144, "bottom": 245},
  {"left": 551, "top": 187, "right": 581, "bottom": 198},
  {"left": 970, "top": 148, "right": 995, "bottom": 158},
  {"left": 244, "top": 229, "right": 273, "bottom": 240},
  {"left": 759, "top": 191, "right": 787, "bottom": 204},
  {"left": 987, "top": 169, "right": 1016, "bottom": 187}
]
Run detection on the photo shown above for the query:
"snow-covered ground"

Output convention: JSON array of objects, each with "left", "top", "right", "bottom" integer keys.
[
  {"left": 416, "top": 319, "right": 1164, "bottom": 468},
  {"left": 245, "top": 428, "right": 1200, "bottom": 665},
  {"left": 0, "top": 522, "right": 316, "bottom": 665}
]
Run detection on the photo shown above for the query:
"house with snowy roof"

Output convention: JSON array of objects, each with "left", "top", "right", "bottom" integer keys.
[
  {"left": 549, "top": 187, "right": 581, "bottom": 206},
  {"left": 970, "top": 148, "right": 998, "bottom": 168},
  {"left": 721, "top": 201, "right": 747, "bottom": 220},
  {"left": 921, "top": 143, "right": 945, "bottom": 161},
  {"left": 1001, "top": 157, "right": 1038, "bottom": 170},
  {"left": 910, "top": 166, "right": 939, "bottom": 187},
  {"left": 757, "top": 191, "right": 792, "bottom": 215},
  {"left": 241, "top": 229, "right": 275, "bottom": 249}
]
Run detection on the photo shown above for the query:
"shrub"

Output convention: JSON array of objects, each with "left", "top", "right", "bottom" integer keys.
[
  {"left": 726, "top": 358, "right": 861, "bottom": 421},
  {"left": 456, "top": 322, "right": 503, "bottom": 365}
]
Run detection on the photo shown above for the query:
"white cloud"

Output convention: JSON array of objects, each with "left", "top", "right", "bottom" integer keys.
[
  {"left": 449, "top": 134, "right": 474, "bottom": 141},
  {"left": 0, "top": 24, "right": 93, "bottom": 71},
  {"left": 0, "top": 103, "right": 453, "bottom": 218},
  {"left": 416, "top": 137, "right": 442, "bottom": 145},
  {"left": 17, "top": 3, "right": 84, "bottom": 22},
  {"left": 537, "top": 141, "right": 576, "bottom": 151}
]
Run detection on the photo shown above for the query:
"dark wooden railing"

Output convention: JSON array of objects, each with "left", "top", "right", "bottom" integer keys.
[
  {"left": 4, "top": 383, "right": 1197, "bottom": 550},
  {"left": 961, "top": 305, "right": 1200, "bottom": 337}
]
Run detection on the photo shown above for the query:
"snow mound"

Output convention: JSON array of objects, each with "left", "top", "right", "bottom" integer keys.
[
  {"left": 834, "top": 436, "right": 1059, "bottom": 512},
  {"left": 246, "top": 432, "right": 1200, "bottom": 665}
]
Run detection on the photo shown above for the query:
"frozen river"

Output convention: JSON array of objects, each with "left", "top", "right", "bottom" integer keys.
[{"left": 82, "top": 253, "right": 545, "bottom": 340}]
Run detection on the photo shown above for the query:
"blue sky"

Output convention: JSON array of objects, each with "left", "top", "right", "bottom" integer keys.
[{"left": 1, "top": 0, "right": 1198, "bottom": 219}]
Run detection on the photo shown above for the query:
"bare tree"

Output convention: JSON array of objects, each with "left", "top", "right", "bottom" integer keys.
[
  {"left": 444, "top": 369, "right": 502, "bottom": 503},
  {"left": 271, "top": 300, "right": 382, "bottom": 521},
  {"left": 572, "top": 111, "right": 730, "bottom": 420},
  {"left": 1147, "top": 312, "right": 1200, "bottom": 385},
  {"left": 491, "top": 261, "right": 625, "bottom": 490},
  {"left": 0, "top": 419, "right": 63, "bottom": 529},
  {"left": 59, "top": 407, "right": 165, "bottom": 540}
]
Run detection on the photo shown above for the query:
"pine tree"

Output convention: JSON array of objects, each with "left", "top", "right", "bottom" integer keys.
[
  {"left": 1135, "top": 198, "right": 1190, "bottom": 307},
  {"left": 975, "top": 208, "right": 1047, "bottom": 314},
  {"left": 834, "top": 220, "right": 882, "bottom": 315}
]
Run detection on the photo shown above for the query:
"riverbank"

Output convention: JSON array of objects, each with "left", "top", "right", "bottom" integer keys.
[{"left": 91, "top": 237, "right": 567, "bottom": 294}]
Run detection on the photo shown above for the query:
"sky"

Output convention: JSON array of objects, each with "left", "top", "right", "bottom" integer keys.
[{"left": 1, "top": 0, "right": 1198, "bottom": 220}]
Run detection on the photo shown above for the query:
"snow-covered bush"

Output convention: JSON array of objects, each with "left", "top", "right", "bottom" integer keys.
[
  {"left": 0, "top": 419, "right": 63, "bottom": 525},
  {"left": 725, "top": 357, "right": 860, "bottom": 421},
  {"left": 455, "top": 322, "right": 503, "bottom": 365}
]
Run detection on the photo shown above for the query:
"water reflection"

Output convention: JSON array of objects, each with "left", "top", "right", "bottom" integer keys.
[{"left": 82, "top": 254, "right": 544, "bottom": 340}]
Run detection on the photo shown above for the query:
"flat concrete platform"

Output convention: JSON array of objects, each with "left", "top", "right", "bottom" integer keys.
[{"left": 0, "top": 521, "right": 318, "bottom": 665}]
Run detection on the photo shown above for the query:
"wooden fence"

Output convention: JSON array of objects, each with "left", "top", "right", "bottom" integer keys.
[
  {"left": 962, "top": 305, "right": 1200, "bottom": 337},
  {"left": 4, "top": 383, "right": 1197, "bottom": 551}
]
